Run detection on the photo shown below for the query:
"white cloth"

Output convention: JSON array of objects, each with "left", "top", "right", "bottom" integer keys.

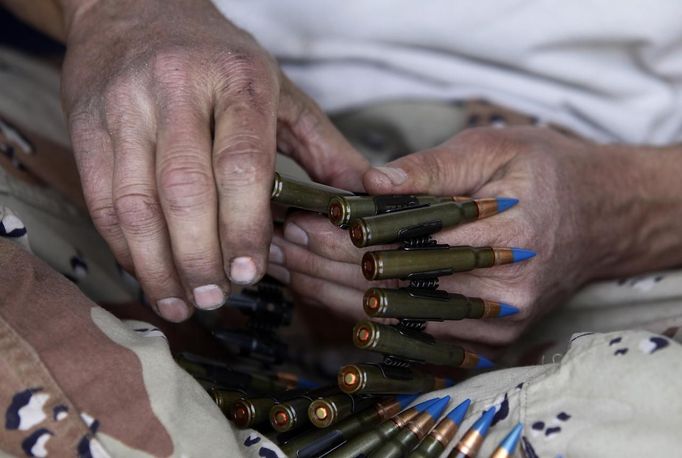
[{"left": 213, "top": 0, "right": 682, "bottom": 145}]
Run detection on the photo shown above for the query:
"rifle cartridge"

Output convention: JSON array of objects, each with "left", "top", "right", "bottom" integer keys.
[
  {"left": 448, "top": 408, "right": 496, "bottom": 458},
  {"left": 308, "top": 393, "right": 377, "bottom": 428},
  {"left": 269, "top": 386, "right": 340, "bottom": 433},
  {"left": 328, "top": 195, "right": 453, "bottom": 227},
  {"left": 490, "top": 423, "right": 524, "bottom": 458},
  {"left": 410, "top": 398, "right": 471, "bottom": 458},
  {"left": 280, "top": 395, "right": 418, "bottom": 458},
  {"left": 325, "top": 398, "right": 438, "bottom": 458},
  {"left": 361, "top": 245, "right": 531, "bottom": 281},
  {"left": 232, "top": 397, "right": 277, "bottom": 428},
  {"left": 370, "top": 396, "right": 450, "bottom": 458},
  {"left": 353, "top": 321, "right": 493, "bottom": 369},
  {"left": 363, "top": 287, "right": 517, "bottom": 321},
  {"left": 338, "top": 363, "right": 454, "bottom": 395},
  {"left": 208, "top": 387, "right": 248, "bottom": 419},
  {"left": 349, "top": 201, "right": 478, "bottom": 247},
  {"left": 271, "top": 172, "right": 353, "bottom": 214}
]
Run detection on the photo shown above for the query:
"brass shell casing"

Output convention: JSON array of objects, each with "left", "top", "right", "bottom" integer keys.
[
  {"left": 352, "top": 321, "right": 469, "bottom": 368},
  {"left": 271, "top": 172, "right": 352, "bottom": 214},
  {"left": 362, "top": 246, "right": 496, "bottom": 281},
  {"left": 349, "top": 201, "right": 478, "bottom": 247}
]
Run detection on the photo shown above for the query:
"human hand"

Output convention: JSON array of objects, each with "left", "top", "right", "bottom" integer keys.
[
  {"left": 59, "top": 0, "right": 368, "bottom": 321},
  {"left": 269, "top": 127, "right": 645, "bottom": 345}
]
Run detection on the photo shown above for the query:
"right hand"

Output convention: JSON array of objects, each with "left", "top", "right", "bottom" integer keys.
[{"left": 60, "top": 0, "right": 369, "bottom": 321}]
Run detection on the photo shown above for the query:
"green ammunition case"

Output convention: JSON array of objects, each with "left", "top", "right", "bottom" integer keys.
[
  {"left": 271, "top": 172, "right": 353, "bottom": 214},
  {"left": 232, "top": 397, "right": 276, "bottom": 428},
  {"left": 353, "top": 321, "right": 466, "bottom": 367},
  {"left": 338, "top": 363, "right": 444, "bottom": 395},
  {"left": 349, "top": 201, "right": 478, "bottom": 247},
  {"left": 308, "top": 393, "right": 376, "bottom": 428},
  {"left": 363, "top": 287, "right": 487, "bottom": 321},
  {"left": 410, "top": 436, "right": 446, "bottom": 458},
  {"left": 328, "top": 195, "right": 452, "bottom": 227},
  {"left": 362, "top": 246, "right": 495, "bottom": 281},
  {"left": 270, "top": 386, "right": 340, "bottom": 432}
]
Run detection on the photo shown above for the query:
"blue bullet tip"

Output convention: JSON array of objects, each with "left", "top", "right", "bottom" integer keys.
[
  {"left": 475, "top": 355, "right": 495, "bottom": 369},
  {"left": 471, "top": 407, "right": 496, "bottom": 436},
  {"left": 446, "top": 398, "right": 471, "bottom": 425},
  {"left": 498, "top": 303, "right": 520, "bottom": 317},
  {"left": 415, "top": 397, "right": 440, "bottom": 413},
  {"left": 498, "top": 423, "right": 524, "bottom": 453},
  {"left": 425, "top": 395, "right": 450, "bottom": 418},
  {"left": 511, "top": 248, "right": 536, "bottom": 263},
  {"left": 496, "top": 197, "right": 519, "bottom": 213},
  {"left": 396, "top": 393, "right": 421, "bottom": 409}
]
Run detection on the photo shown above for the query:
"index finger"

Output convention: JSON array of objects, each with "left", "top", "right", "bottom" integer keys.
[{"left": 212, "top": 56, "right": 278, "bottom": 286}]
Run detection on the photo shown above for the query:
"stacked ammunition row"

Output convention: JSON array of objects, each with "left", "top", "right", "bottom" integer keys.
[{"left": 177, "top": 174, "right": 531, "bottom": 457}]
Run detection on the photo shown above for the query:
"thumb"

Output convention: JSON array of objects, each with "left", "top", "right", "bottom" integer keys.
[
  {"left": 277, "top": 76, "right": 369, "bottom": 192},
  {"left": 363, "top": 129, "right": 513, "bottom": 196}
]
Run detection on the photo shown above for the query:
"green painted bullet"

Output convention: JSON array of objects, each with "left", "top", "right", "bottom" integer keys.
[
  {"left": 338, "top": 363, "right": 455, "bottom": 395},
  {"left": 271, "top": 172, "right": 353, "bottom": 214},
  {"left": 348, "top": 198, "right": 518, "bottom": 247},
  {"left": 328, "top": 195, "right": 454, "bottom": 227},
  {"left": 361, "top": 246, "right": 535, "bottom": 281},
  {"left": 280, "top": 395, "right": 419, "bottom": 458},
  {"left": 308, "top": 393, "right": 377, "bottom": 428},
  {"left": 363, "top": 287, "right": 519, "bottom": 321},
  {"left": 325, "top": 398, "right": 440, "bottom": 458},
  {"left": 353, "top": 321, "right": 494, "bottom": 369}
]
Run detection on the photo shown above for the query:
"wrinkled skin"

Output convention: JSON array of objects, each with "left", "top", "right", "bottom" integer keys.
[
  {"left": 60, "top": 0, "right": 368, "bottom": 321},
  {"left": 269, "top": 126, "right": 682, "bottom": 346}
]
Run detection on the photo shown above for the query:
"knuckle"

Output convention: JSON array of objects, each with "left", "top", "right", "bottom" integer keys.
[
  {"left": 214, "top": 137, "right": 269, "bottom": 189},
  {"left": 158, "top": 159, "right": 214, "bottom": 212},
  {"left": 88, "top": 201, "right": 119, "bottom": 234},
  {"left": 113, "top": 189, "right": 162, "bottom": 236},
  {"left": 151, "top": 49, "right": 194, "bottom": 88}
]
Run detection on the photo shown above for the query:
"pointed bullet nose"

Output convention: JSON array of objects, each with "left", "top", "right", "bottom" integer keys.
[
  {"left": 496, "top": 197, "right": 519, "bottom": 213},
  {"left": 415, "top": 397, "right": 440, "bottom": 413},
  {"left": 475, "top": 355, "right": 495, "bottom": 369},
  {"left": 498, "top": 303, "right": 520, "bottom": 317},
  {"left": 498, "top": 422, "right": 524, "bottom": 453},
  {"left": 446, "top": 398, "right": 471, "bottom": 425},
  {"left": 472, "top": 407, "right": 496, "bottom": 436},
  {"left": 396, "top": 393, "right": 421, "bottom": 409},
  {"left": 426, "top": 395, "right": 450, "bottom": 418},
  {"left": 511, "top": 248, "right": 536, "bottom": 263}
]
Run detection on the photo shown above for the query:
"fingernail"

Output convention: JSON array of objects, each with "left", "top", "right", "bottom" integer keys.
[
  {"left": 230, "top": 256, "right": 258, "bottom": 285},
  {"left": 156, "top": 297, "right": 190, "bottom": 322},
  {"left": 193, "top": 284, "right": 225, "bottom": 310},
  {"left": 268, "top": 264, "right": 290, "bottom": 285},
  {"left": 374, "top": 166, "right": 407, "bottom": 186},
  {"left": 284, "top": 223, "right": 309, "bottom": 246},
  {"left": 269, "top": 244, "right": 285, "bottom": 264}
]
